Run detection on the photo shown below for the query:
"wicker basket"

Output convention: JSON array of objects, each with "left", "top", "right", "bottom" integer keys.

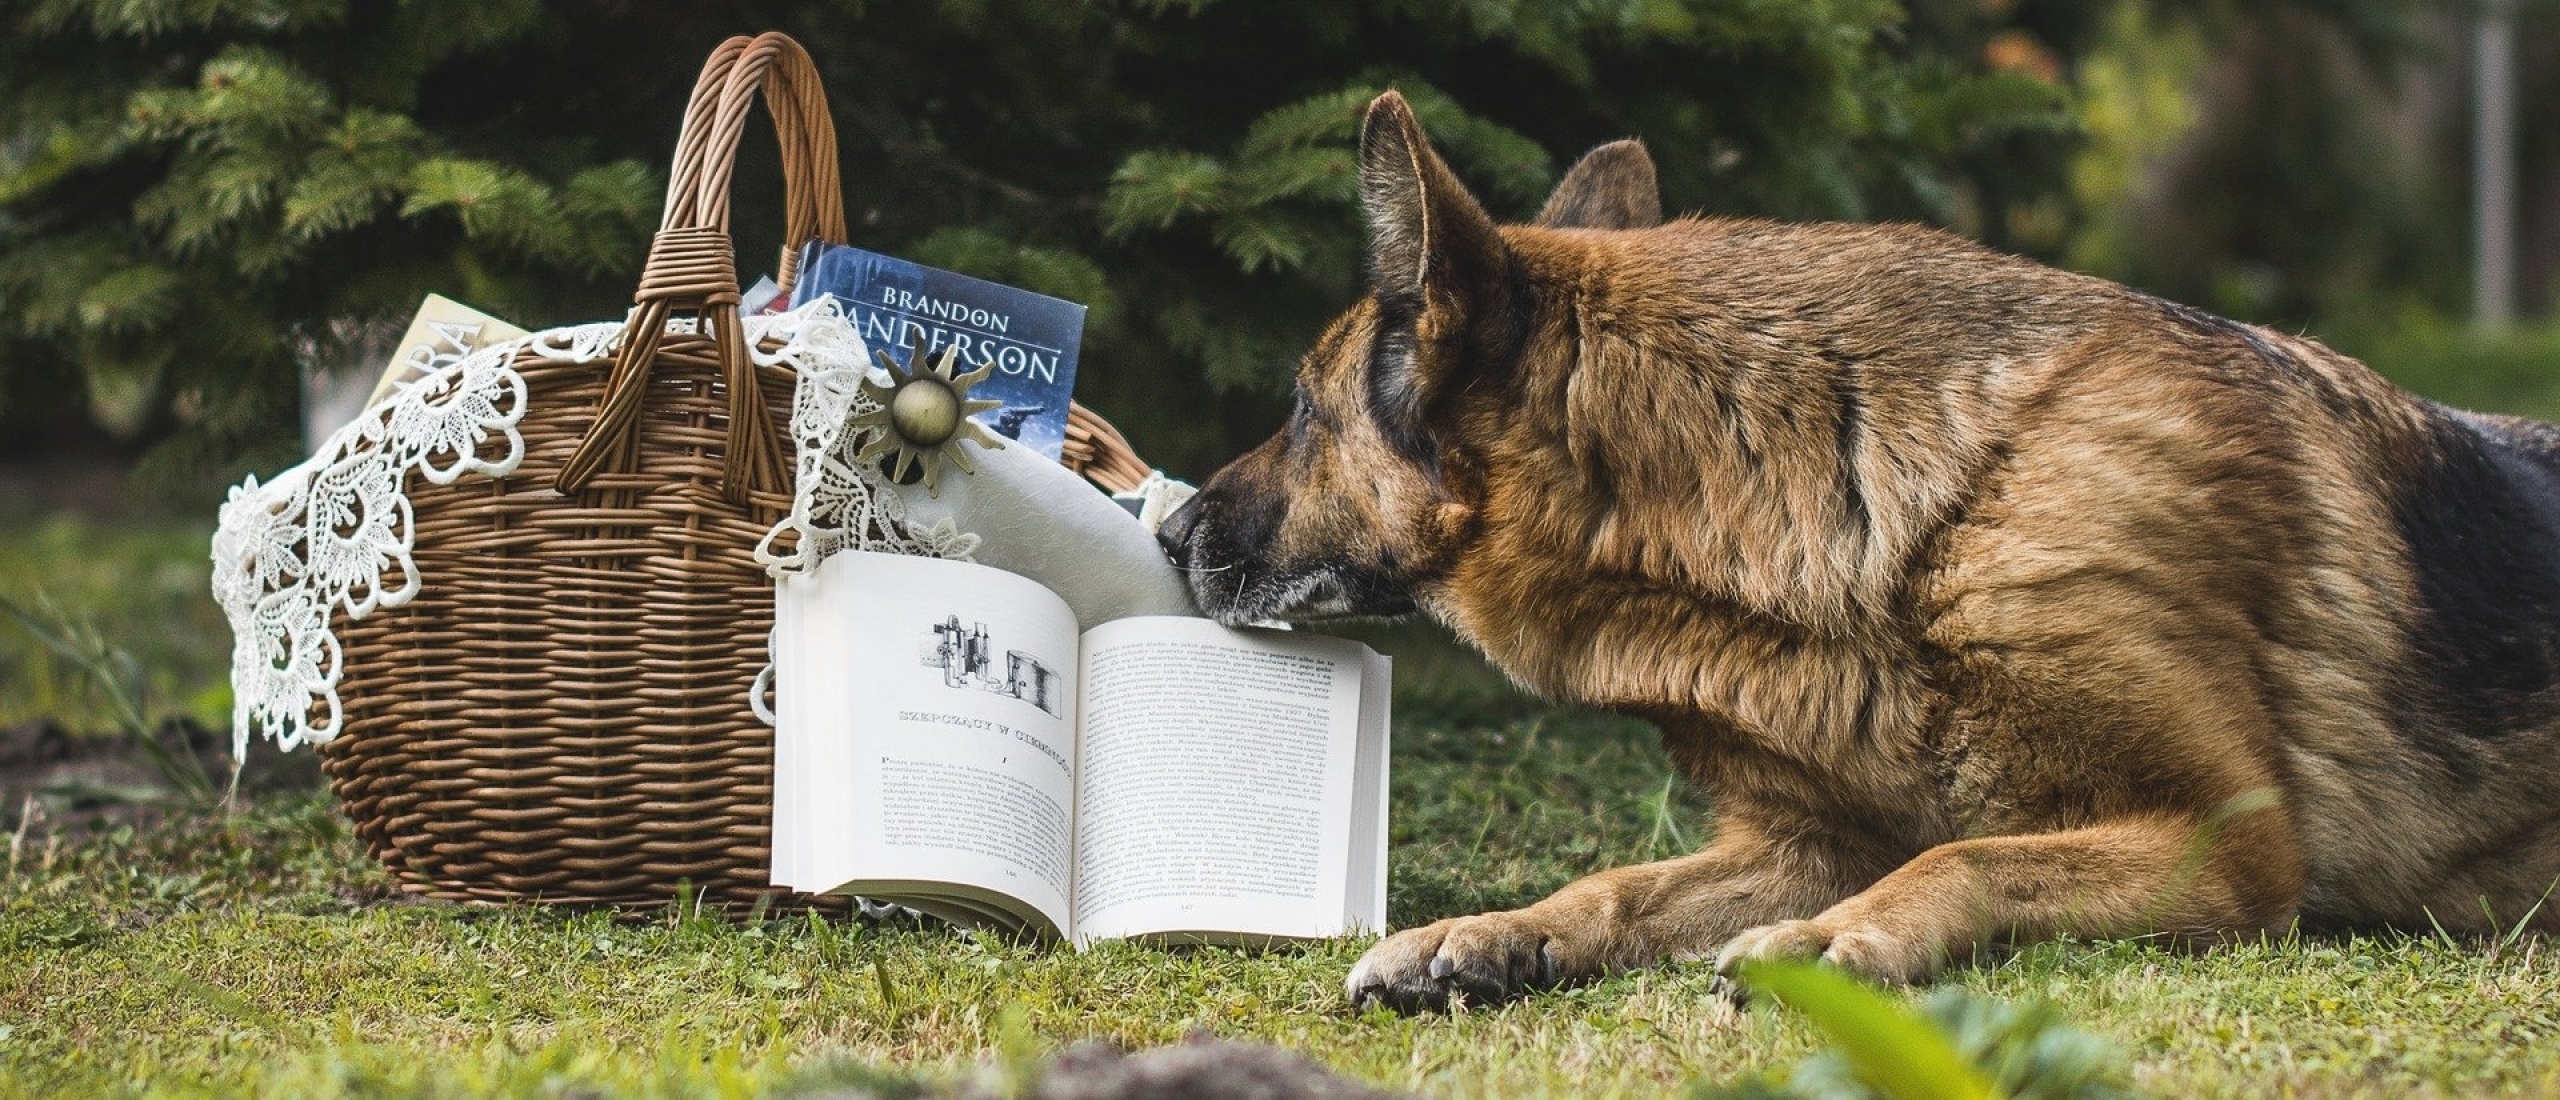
[{"left": 319, "top": 33, "right": 1144, "bottom": 911}]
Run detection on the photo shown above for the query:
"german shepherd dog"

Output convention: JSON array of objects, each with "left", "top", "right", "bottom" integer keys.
[{"left": 1156, "top": 92, "right": 2560, "bottom": 1011}]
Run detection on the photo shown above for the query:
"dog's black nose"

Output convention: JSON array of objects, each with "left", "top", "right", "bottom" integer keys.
[{"left": 1156, "top": 494, "right": 1206, "bottom": 567}]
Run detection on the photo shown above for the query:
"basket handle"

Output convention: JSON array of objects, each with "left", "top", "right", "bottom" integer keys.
[
  {"left": 1063, "top": 403, "right": 1153, "bottom": 494},
  {"left": 554, "top": 32, "right": 845, "bottom": 503}
]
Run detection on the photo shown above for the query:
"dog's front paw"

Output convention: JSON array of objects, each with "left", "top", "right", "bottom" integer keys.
[
  {"left": 1345, "top": 912, "right": 1570, "bottom": 1012},
  {"left": 1715, "top": 919, "right": 1943, "bottom": 985}
]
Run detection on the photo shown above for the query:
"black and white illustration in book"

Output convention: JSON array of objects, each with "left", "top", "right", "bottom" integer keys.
[{"left": 923, "top": 615, "right": 1063, "bottom": 717}]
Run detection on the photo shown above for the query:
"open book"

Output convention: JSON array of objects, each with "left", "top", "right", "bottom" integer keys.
[{"left": 771, "top": 550, "right": 1390, "bottom": 948}]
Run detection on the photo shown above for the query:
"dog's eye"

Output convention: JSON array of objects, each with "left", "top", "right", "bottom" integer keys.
[{"left": 1285, "top": 385, "right": 1325, "bottom": 442}]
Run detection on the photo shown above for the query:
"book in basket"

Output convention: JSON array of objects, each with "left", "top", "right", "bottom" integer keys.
[
  {"left": 771, "top": 549, "right": 1390, "bottom": 947},
  {"left": 787, "top": 242, "right": 1083, "bottom": 461}
]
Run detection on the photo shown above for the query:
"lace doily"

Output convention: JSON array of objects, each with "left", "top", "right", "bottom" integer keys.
[
  {"left": 211, "top": 298, "right": 944, "bottom": 760},
  {"left": 751, "top": 299, "right": 977, "bottom": 577}
]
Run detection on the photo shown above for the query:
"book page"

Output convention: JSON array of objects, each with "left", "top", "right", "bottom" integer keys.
[
  {"left": 772, "top": 557, "right": 809, "bottom": 891},
  {"left": 773, "top": 551, "right": 1081, "bottom": 936},
  {"left": 1069, "top": 617, "right": 1383, "bottom": 946},
  {"left": 1344, "top": 646, "right": 1392, "bottom": 934}
]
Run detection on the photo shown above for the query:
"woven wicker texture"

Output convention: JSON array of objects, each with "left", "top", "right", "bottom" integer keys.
[
  {"left": 325, "top": 338, "right": 808, "bottom": 909},
  {"left": 1064, "top": 403, "right": 1153, "bottom": 494},
  {"left": 319, "top": 34, "right": 835, "bottom": 912},
  {"left": 318, "top": 33, "right": 1151, "bottom": 912}
]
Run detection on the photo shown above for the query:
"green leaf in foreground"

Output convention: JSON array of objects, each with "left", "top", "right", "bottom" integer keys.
[
  {"left": 1734, "top": 961, "right": 1997, "bottom": 1100},
  {"left": 1709, "top": 961, "right": 2139, "bottom": 1100}
]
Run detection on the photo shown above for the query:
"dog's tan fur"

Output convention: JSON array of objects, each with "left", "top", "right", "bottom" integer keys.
[{"left": 1156, "top": 93, "right": 2560, "bottom": 1010}]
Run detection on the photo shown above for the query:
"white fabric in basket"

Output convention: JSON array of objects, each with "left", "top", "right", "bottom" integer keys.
[
  {"left": 883, "top": 438, "right": 1196, "bottom": 632},
  {"left": 211, "top": 298, "right": 947, "bottom": 759}
]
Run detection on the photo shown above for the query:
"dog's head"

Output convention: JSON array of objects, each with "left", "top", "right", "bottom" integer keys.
[{"left": 1158, "top": 92, "right": 1659, "bottom": 625}]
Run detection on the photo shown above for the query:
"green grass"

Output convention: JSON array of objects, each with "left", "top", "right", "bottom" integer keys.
[
  {"left": 5, "top": 701, "right": 2559, "bottom": 1099},
  {"left": 2333, "top": 311, "right": 2560, "bottom": 425},
  {"left": 5, "top": 518, "right": 2560, "bottom": 1099}
]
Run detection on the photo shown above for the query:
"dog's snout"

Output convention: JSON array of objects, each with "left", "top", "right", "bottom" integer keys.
[{"left": 1156, "top": 493, "right": 1206, "bottom": 566}]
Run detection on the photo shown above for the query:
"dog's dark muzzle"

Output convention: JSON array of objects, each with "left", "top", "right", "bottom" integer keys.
[
  {"left": 1154, "top": 492, "right": 1209, "bottom": 572},
  {"left": 1161, "top": 480, "right": 1283, "bottom": 566},
  {"left": 1157, "top": 484, "right": 1287, "bottom": 621},
  {"left": 1159, "top": 486, "right": 1420, "bottom": 624}
]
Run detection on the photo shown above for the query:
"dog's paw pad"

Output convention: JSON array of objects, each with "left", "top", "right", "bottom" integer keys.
[{"left": 1345, "top": 914, "right": 1561, "bottom": 1013}]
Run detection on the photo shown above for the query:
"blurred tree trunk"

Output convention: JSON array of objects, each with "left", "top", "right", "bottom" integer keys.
[{"left": 2475, "top": 0, "right": 2517, "bottom": 329}]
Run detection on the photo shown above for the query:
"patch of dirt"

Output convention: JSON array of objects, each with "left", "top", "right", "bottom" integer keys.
[
  {"left": 0, "top": 456, "right": 142, "bottom": 521},
  {"left": 0, "top": 718, "right": 322, "bottom": 832},
  {"left": 809, "top": 1037, "right": 1416, "bottom": 1100}
]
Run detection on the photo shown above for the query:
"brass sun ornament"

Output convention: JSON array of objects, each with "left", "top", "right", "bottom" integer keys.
[{"left": 851, "top": 331, "right": 1005, "bottom": 496}]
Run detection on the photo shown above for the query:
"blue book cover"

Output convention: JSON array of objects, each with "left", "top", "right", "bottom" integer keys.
[{"left": 790, "top": 242, "right": 1084, "bottom": 461}]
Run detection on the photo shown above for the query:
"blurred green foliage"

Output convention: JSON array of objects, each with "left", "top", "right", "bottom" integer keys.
[
  {"left": 1699, "top": 963, "right": 2138, "bottom": 1100},
  {"left": 2341, "top": 311, "right": 2560, "bottom": 424},
  {"left": 2, "top": 0, "right": 2103, "bottom": 489},
  {"left": 2061, "top": 0, "right": 2560, "bottom": 333},
  {"left": 2081, "top": 3, "right": 2456, "bottom": 327},
  {"left": 1, "top": 0, "right": 2534, "bottom": 494},
  {"left": 0, "top": 514, "right": 230, "bottom": 735},
  {"left": 0, "top": 0, "right": 666, "bottom": 491}
]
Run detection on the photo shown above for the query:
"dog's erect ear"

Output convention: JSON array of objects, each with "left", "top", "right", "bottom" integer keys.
[
  {"left": 1534, "top": 140, "right": 1661, "bottom": 230},
  {"left": 1360, "top": 91, "right": 1504, "bottom": 318}
]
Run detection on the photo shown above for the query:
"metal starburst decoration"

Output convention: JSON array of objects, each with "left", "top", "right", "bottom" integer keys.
[{"left": 851, "top": 331, "right": 1005, "bottom": 496}]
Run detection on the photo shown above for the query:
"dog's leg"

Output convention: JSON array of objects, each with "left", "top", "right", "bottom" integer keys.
[
  {"left": 1714, "top": 810, "right": 2302, "bottom": 984},
  {"left": 1346, "top": 826, "right": 1862, "bottom": 1011}
]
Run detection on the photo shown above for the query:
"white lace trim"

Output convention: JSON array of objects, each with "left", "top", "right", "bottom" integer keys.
[
  {"left": 212, "top": 299, "right": 942, "bottom": 761},
  {"left": 750, "top": 298, "right": 973, "bottom": 575}
]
